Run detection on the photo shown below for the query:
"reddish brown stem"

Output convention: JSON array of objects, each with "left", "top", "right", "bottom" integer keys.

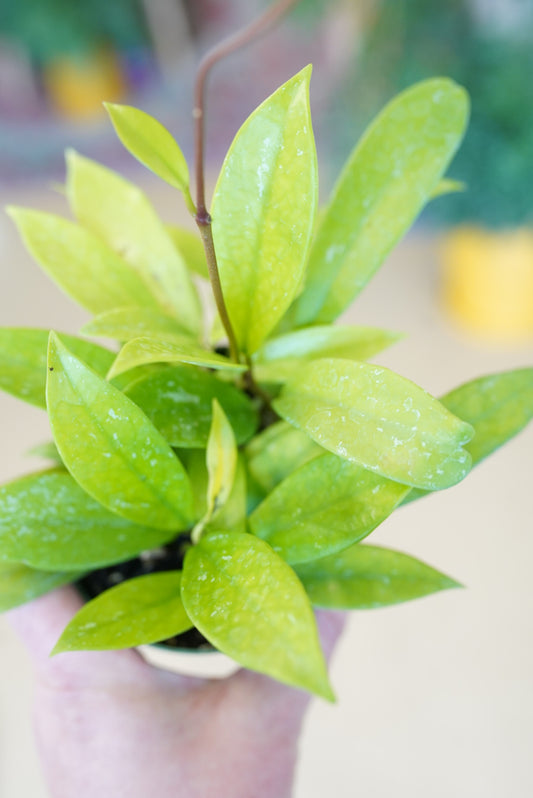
[{"left": 192, "top": 0, "right": 302, "bottom": 364}]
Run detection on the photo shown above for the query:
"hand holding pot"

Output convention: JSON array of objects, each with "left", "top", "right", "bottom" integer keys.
[{"left": 8, "top": 587, "right": 344, "bottom": 798}]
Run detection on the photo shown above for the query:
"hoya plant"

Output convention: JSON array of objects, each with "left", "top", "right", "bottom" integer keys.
[{"left": 1, "top": 0, "right": 532, "bottom": 701}]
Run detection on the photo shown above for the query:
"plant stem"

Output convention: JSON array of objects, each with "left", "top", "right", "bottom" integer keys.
[{"left": 192, "top": 0, "right": 302, "bottom": 364}]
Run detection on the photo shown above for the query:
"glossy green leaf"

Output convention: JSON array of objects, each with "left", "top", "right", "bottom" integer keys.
[
  {"left": 182, "top": 531, "right": 334, "bottom": 700},
  {"left": 82, "top": 307, "right": 190, "bottom": 342},
  {"left": 405, "top": 368, "right": 533, "bottom": 505},
  {"left": 47, "top": 334, "right": 193, "bottom": 530},
  {"left": 0, "top": 560, "right": 81, "bottom": 612},
  {"left": 295, "top": 544, "right": 460, "bottom": 609},
  {"left": 166, "top": 225, "right": 208, "bottom": 280},
  {"left": 0, "top": 470, "right": 179, "bottom": 570},
  {"left": 107, "top": 336, "right": 246, "bottom": 379},
  {"left": 0, "top": 328, "right": 115, "bottom": 408},
  {"left": 205, "top": 401, "right": 237, "bottom": 520},
  {"left": 105, "top": 104, "right": 192, "bottom": 200},
  {"left": 53, "top": 571, "right": 192, "bottom": 653},
  {"left": 245, "top": 421, "right": 322, "bottom": 494},
  {"left": 66, "top": 151, "right": 201, "bottom": 335},
  {"left": 291, "top": 79, "right": 469, "bottom": 325},
  {"left": 211, "top": 66, "right": 318, "bottom": 354},
  {"left": 253, "top": 324, "right": 402, "bottom": 383},
  {"left": 250, "top": 453, "right": 409, "bottom": 564},
  {"left": 124, "top": 365, "right": 258, "bottom": 448},
  {"left": 274, "top": 359, "right": 473, "bottom": 491},
  {"left": 7, "top": 208, "right": 161, "bottom": 315}
]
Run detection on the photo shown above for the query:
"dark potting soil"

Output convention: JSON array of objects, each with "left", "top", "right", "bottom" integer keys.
[{"left": 77, "top": 533, "right": 213, "bottom": 651}]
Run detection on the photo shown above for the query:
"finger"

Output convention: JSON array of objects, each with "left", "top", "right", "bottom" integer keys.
[{"left": 7, "top": 585, "right": 85, "bottom": 662}]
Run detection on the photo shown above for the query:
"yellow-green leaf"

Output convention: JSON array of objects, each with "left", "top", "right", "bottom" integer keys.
[
  {"left": 105, "top": 104, "right": 192, "bottom": 204},
  {"left": 295, "top": 544, "right": 460, "bottom": 609},
  {"left": 181, "top": 531, "right": 334, "bottom": 700},
  {"left": 82, "top": 307, "right": 190, "bottom": 342},
  {"left": 166, "top": 225, "right": 209, "bottom": 280},
  {"left": 66, "top": 150, "right": 201, "bottom": 335},
  {"left": 0, "top": 560, "right": 81, "bottom": 612},
  {"left": 250, "top": 453, "right": 409, "bottom": 564},
  {"left": 291, "top": 79, "right": 469, "bottom": 325},
  {"left": 47, "top": 333, "right": 193, "bottom": 530},
  {"left": 211, "top": 66, "right": 318, "bottom": 354},
  {"left": 53, "top": 571, "right": 192, "bottom": 653},
  {"left": 124, "top": 365, "right": 258, "bottom": 448},
  {"left": 0, "top": 470, "right": 179, "bottom": 570},
  {"left": 430, "top": 178, "right": 466, "bottom": 199},
  {"left": 7, "top": 208, "right": 161, "bottom": 315},
  {"left": 253, "top": 324, "right": 402, "bottom": 383},
  {"left": 273, "top": 358, "right": 474, "bottom": 491},
  {"left": 245, "top": 421, "right": 322, "bottom": 494},
  {"left": 205, "top": 401, "right": 238, "bottom": 520},
  {"left": 0, "top": 328, "right": 115, "bottom": 408},
  {"left": 404, "top": 368, "right": 533, "bottom": 505},
  {"left": 107, "top": 336, "right": 246, "bottom": 379}
]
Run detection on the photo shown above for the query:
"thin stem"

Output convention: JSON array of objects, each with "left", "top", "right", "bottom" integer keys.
[{"left": 192, "top": 0, "right": 302, "bottom": 363}]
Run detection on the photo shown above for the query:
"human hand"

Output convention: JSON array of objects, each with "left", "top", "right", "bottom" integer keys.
[{"left": 8, "top": 587, "right": 344, "bottom": 798}]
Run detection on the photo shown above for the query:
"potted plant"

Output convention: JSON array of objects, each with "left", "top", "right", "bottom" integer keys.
[{"left": 0, "top": 0, "right": 532, "bottom": 702}]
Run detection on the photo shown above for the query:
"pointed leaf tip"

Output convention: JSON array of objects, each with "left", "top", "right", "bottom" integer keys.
[{"left": 105, "top": 102, "right": 191, "bottom": 199}]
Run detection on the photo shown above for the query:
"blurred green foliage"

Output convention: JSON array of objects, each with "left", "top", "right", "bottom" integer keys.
[
  {"left": 0, "top": 0, "right": 148, "bottom": 64},
  {"left": 333, "top": 0, "right": 533, "bottom": 228}
]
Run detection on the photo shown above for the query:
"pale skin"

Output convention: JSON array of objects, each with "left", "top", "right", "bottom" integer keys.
[{"left": 8, "top": 588, "right": 344, "bottom": 798}]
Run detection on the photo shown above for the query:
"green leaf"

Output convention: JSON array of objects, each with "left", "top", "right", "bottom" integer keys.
[
  {"left": 441, "top": 368, "right": 533, "bottom": 465},
  {"left": 211, "top": 66, "right": 318, "bottom": 354},
  {"left": 205, "top": 401, "right": 238, "bottom": 520},
  {"left": 181, "top": 531, "right": 334, "bottom": 700},
  {"left": 183, "top": 450, "right": 247, "bottom": 534},
  {"left": 47, "top": 333, "right": 193, "bottom": 530},
  {"left": 27, "top": 440, "right": 62, "bottom": 463},
  {"left": 207, "top": 455, "right": 247, "bottom": 535},
  {"left": 405, "top": 368, "right": 533, "bottom": 505},
  {"left": 104, "top": 104, "right": 192, "bottom": 203},
  {"left": 295, "top": 544, "right": 460, "bottom": 609},
  {"left": 245, "top": 421, "right": 322, "bottom": 494},
  {"left": 53, "top": 571, "right": 192, "bottom": 653},
  {"left": 166, "top": 225, "right": 209, "bottom": 280},
  {"left": 191, "top": 401, "right": 238, "bottom": 542},
  {"left": 7, "top": 208, "right": 162, "bottom": 315},
  {"left": 250, "top": 453, "right": 409, "bottom": 564},
  {"left": 253, "top": 324, "right": 402, "bottom": 383},
  {"left": 0, "top": 560, "right": 81, "bottom": 612},
  {"left": 82, "top": 307, "right": 191, "bottom": 342},
  {"left": 430, "top": 177, "right": 466, "bottom": 199},
  {"left": 124, "top": 365, "right": 258, "bottom": 448},
  {"left": 107, "top": 336, "right": 246, "bottom": 379},
  {"left": 0, "top": 328, "right": 115, "bottom": 408},
  {"left": 291, "top": 79, "right": 469, "bottom": 325},
  {"left": 274, "top": 359, "right": 474, "bottom": 491},
  {"left": 66, "top": 151, "right": 201, "bottom": 335},
  {"left": 0, "top": 470, "right": 179, "bottom": 570}
]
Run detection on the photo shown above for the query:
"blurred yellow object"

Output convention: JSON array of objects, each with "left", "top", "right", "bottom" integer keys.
[
  {"left": 441, "top": 226, "right": 533, "bottom": 342},
  {"left": 43, "top": 47, "right": 126, "bottom": 120}
]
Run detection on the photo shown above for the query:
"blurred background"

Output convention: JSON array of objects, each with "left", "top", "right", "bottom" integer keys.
[{"left": 1, "top": 1, "right": 532, "bottom": 796}]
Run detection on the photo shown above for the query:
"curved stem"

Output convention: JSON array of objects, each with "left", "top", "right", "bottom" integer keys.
[{"left": 192, "top": 0, "right": 301, "bottom": 364}]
